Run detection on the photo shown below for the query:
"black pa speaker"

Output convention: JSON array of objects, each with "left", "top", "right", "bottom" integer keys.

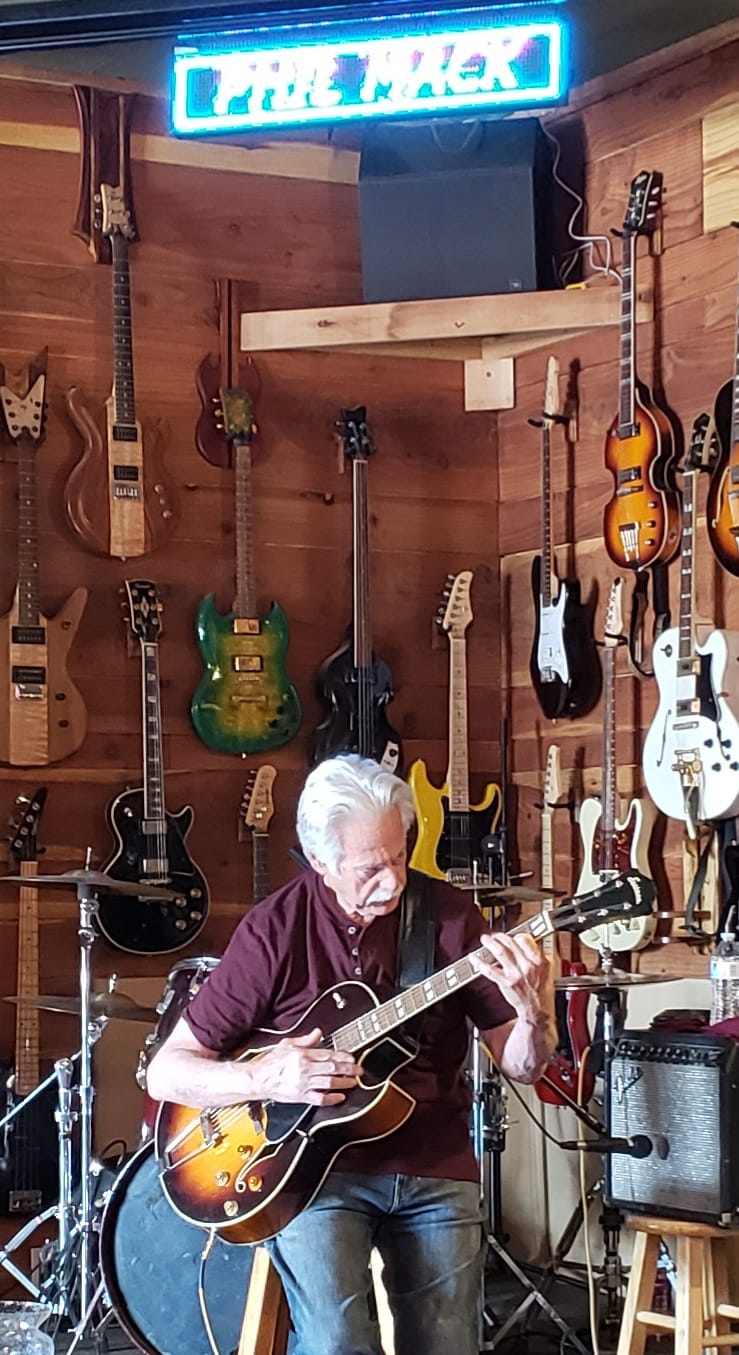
[
  {"left": 358, "top": 117, "right": 555, "bottom": 303},
  {"left": 606, "top": 1030, "right": 739, "bottom": 1225}
]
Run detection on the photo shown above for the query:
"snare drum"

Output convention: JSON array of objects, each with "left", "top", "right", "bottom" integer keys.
[{"left": 138, "top": 956, "right": 220, "bottom": 1137}]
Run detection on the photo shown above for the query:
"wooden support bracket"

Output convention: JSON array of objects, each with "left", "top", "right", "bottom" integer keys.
[{"left": 463, "top": 356, "right": 515, "bottom": 411}]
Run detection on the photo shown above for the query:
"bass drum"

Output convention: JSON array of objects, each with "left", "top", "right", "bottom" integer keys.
[{"left": 100, "top": 1141, "right": 255, "bottom": 1355}]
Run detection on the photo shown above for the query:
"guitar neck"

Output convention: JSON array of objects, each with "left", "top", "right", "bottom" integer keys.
[
  {"left": 252, "top": 833, "right": 270, "bottom": 904},
  {"left": 14, "top": 861, "right": 40, "bottom": 1094},
  {"left": 617, "top": 231, "right": 637, "bottom": 437},
  {"left": 140, "top": 639, "right": 167, "bottom": 822},
  {"left": 17, "top": 435, "right": 41, "bottom": 624},
  {"left": 111, "top": 232, "right": 137, "bottom": 431},
  {"left": 600, "top": 645, "right": 617, "bottom": 867},
  {"left": 446, "top": 633, "right": 470, "bottom": 812},
  {"left": 540, "top": 423, "right": 553, "bottom": 606},
  {"left": 234, "top": 443, "right": 257, "bottom": 618},
  {"left": 731, "top": 261, "right": 739, "bottom": 452},
  {"left": 677, "top": 471, "right": 697, "bottom": 672},
  {"left": 352, "top": 457, "right": 372, "bottom": 671}
]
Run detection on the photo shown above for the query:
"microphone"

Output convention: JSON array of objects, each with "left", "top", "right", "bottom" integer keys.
[{"left": 560, "top": 1134, "right": 656, "bottom": 1159}]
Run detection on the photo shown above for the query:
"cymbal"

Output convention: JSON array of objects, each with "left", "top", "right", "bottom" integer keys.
[
  {"left": 0, "top": 869, "right": 180, "bottom": 901},
  {"left": 5, "top": 992, "right": 158, "bottom": 1023},
  {"left": 450, "top": 883, "right": 563, "bottom": 903},
  {"left": 554, "top": 970, "right": 674, "bottom": 992}
]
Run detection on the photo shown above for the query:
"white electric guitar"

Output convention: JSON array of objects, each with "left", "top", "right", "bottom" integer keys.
[
  {"left": 643, "top": 414, "right": 739, "bottom": 836},
  {"left": 578, "top": 578, "right": 656, "bottom": 951}
]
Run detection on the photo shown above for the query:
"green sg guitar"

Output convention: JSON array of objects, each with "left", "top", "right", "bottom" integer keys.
[{"left": 190, "top": 372, "right": 301, "bottom": 754}]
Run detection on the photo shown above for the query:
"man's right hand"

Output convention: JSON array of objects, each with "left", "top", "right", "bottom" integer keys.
[{"left": 256, "top": 1027, "right": 360, "bottom": 1105}]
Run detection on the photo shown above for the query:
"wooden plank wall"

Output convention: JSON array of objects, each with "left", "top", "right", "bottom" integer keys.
[
  {"left": 0, "top": 75, "right": 499, "bottom": 1125},
  {"left": 500, "top": 33, "right": 739, "bottom": 977}
]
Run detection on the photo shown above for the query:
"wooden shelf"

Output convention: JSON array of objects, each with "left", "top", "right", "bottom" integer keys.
[{"left": 240, "top": 284, "right": 652, "bottom": 411}]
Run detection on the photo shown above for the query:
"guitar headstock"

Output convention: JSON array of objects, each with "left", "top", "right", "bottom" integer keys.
[
  {"left": 8, "top": 787, "right": 47, "bottom": 865},
  {"left": 338, "top": 407, "right": 374, "bottom": 462},
  {"left": 437, "top": 571, "right": 474, "bottom": 639},
  {"left": 603, "top": 577, "right": 624, "bottom": 648},
  {"left": 98, "top": 183, "right": 136, "bottom": 240},
  {"left": 552, "top": 872, "right": 656, "bottom": 935},
  {"left": 543, "top": 745, "right": 562, "bottom": 810},
  {"left": 542, "top": 355, "right": 561, "bottom": 426},
  {"left": 240, "top": 766, "right": 276, "bottom": 834},
  {"left": 0, "top": 372, "right": 46, "bottom": 445},
  {"left": 219, "top": 386, "right": 258, "bottom": 446},
  {"left": 123, "top": 580, "right": 163, "bottom": 643},
  {"left": 622, "top": 170, "right": 663, "bottom": 238},
  {"left": 684, "top": 412, "right": 717, "bottom": 474}
]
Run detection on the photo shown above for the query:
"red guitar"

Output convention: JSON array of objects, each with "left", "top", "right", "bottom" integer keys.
[{"left": 534, "top": 745, "right": 593, "bottom": 1106}]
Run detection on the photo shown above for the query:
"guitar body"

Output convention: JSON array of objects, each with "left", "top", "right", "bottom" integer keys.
[
  {"left": 643, "top": 625, "right": 739, "bottom": 824},
  {"left": 408, "top": 760, "right": 501, "bottom": 879},
  {"left": 0, "top": 586, "right": 87, "bottom": 765},
  {"left": 576, "top": 796, "right": 656, "bottom": 950},
  {"left": 156, "top": 983, "right": 416, "bottom": 1243},
  {"left": 536, "top": 970, "right": 593, "bottom": 1106},
  {"left": 191, "top": 595, "right": 301, "bottom": 754},
  {"left": 530, "top": 557, "right": 601, "bottom": 720},
  {"left": 96, "top": 789, "right": 209, "bottom": 954},
  {"left": 603, "top": 383, "right": 680, "bottom": 570},
  {"left": 706, "top": 379, "right": 739, "bottom": 576},
  {"left": 195, "top": 352, "right": 231, "bottom": 470},
  {"left": 64, "top": 388, "right": 177, "bottom": 559},
  {"left": 311, "top": 637, "right": 402, "bottom": 771},
  {"left": 0, "top": 1077, "right": 70, "bottom": 1216}
]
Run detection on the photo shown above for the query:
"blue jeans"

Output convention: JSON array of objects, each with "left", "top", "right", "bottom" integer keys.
[{"left": 265, "top": 1172, "right": 485, "bottom": 1355}]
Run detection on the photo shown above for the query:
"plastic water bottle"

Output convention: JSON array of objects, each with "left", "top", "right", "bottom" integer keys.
[{"left": 710, "top": 916, "right": 739, "bottom": 1023}]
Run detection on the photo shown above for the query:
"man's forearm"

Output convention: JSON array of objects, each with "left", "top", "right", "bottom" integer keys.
[{"left": 485, "top": 1010, "right": 557, "bottom": 1084}]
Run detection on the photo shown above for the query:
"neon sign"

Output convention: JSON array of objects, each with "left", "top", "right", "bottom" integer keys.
[{"left": 172, "top": 11, "right": 567, "bottom": 134}]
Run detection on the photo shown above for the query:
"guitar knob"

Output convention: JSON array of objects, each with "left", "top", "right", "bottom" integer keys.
[
  {"left": 704, "top": 738, "right": 714, "bottom": 747},
  {"left": 174, "top": 919, "right": 187, "bottom": 930},
  {"left": 712, "top": 763, "right": 722, "bottom": 772}
]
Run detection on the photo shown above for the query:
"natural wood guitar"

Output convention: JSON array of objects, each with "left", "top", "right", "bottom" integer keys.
[
  {"left": 409, "top": 571, "right": 500, "bottom": 884},
  {"left": 0, "top": 364, "right": 87, "bottom": 766},
  {"left": 155, "top": 874, "right": 656, "bottom": 1244},
  {"left": 64, "top": 182, "right": 177, "bottom": 559}
]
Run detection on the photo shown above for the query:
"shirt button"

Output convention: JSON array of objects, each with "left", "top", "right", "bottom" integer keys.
[
  {"left": 351, "top": 947, "right": 359, "bottom": 957},
  {"left": 348, "top": 926, "right": 357, "bottom": 936},
  {"left": 354, "top": 966, "right": 362, "bottom": 975}
]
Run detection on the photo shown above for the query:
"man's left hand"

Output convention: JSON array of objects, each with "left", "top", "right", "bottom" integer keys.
[{"left": 473, "top": 932, "right": 554, "bottom": 1020}]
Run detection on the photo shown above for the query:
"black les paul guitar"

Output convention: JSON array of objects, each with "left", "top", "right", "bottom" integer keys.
[
  {"left": 311, "top": 407, "right": 402, "bottom": 771},
  {"left": 0, "top": 787, "right": 68, "bottom": 1214},
  {"left": 96, "top": 581, "right": 209, "bottom": 954}
]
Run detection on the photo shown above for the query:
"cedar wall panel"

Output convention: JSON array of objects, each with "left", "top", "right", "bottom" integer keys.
[
  {"left": 501, "top": 32, "right": 739, "bottom": 977},
  {"left": 0, "top": 81, "right": 499, "bottom": 1114}
]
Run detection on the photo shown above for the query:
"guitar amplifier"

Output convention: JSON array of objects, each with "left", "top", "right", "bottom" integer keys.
[{"left": 605, "top": 1030, "right": 739, "bottom": 1224}]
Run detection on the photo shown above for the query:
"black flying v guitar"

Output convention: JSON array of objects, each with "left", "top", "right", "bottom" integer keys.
[
  {"left": 96, "top": 581, "right": 209, "bottom": 954},
  {"left": 311, "top": 407, "right": 402, "bottom": 771},
  {"left": 156, "top": 871, "right": 655, "bottom": 1244}
]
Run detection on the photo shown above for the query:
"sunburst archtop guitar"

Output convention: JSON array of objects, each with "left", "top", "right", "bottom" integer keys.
[{"left": 191, "top": 377, "right": 301, "bottom": 755}]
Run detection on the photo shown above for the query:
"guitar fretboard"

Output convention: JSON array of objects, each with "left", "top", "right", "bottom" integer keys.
[
  {"left": 601, "top": 645, "right": 617, "bottom": 869},
  {"left": 234, "top": 443, "right": 257, "bottom": 618},
  {"left": 352, "top": 457, "right": 372, "bottom": 672},
  {"left": 111, "top": 233, "right": 137, "bottom": 432},
  {"left": 540, "top": 423, "right": 553, "bottom": 607},
  {"left": 17, "top": 438, "right": 41, "bottom": 626},
  {"left": 14, "top": 863, "right": 40, "bottom": 1095},
  {"left": 252, "top": 833, "right": 270, "bottom": 904},
  {"left": 617, "top": 231, "right": 637, "bottom": 438},
  {"left": 677, "top": 470, "right": 696, "bottom": 672},
  {"left": 141, "top": 640, "right": 166, "bottom": 823},
  {"left": 446, "top": 634, "right": 470, "bottom": 814}
]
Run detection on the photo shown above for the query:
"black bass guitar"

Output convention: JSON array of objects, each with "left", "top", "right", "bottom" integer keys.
[
  {"left": 0, "top": 787, "right": 66, "bottom": 1214},
  {"left": 311, "top": 407, "right": 402, "bottom": 771},
  {"left": 156, "top": 871, "right": 656, "bottom": 1244},
  {"left": 530, "top": 356, "right": 601, "bottom": 719},
  {"left": 96, "top": 581, "right": 209, "bottom": 954}
]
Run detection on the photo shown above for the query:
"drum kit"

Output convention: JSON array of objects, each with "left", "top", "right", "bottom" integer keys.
[{"left": 0, "top": 862, "right": 256, "bottom": 1355}]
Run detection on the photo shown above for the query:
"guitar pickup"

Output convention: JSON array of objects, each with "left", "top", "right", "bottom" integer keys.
[
  {"left": 112, "top": 425, "right": 138, "bottom": 443},
  {"left": 142, "top": 858, "right": 169, "bottom": 875},
  {"left": 233, "top": 656, "right": 263, "bottom": 672},
  {"left": 616, "top": 467, "right": 641, "bottom": 485},
  {"left": 113, "top": 464, "right": 140, "bottom": 481},
  {"left": 233, "top": 619, "right": 260, "bottom": 636},
  {"left": 11, "top": 626, "right": 45, "bottom": 646},
  {"left": 12, "top": 666, "right": 46, "bottom": 697}
]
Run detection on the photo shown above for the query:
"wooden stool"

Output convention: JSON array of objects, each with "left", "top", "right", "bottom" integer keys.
[
  {"left": 238, "top": 1247, "right": 291, "bottom": 1355},
  {"left": 617, "top": 1215, "right": 739, "bottom": 1355}
]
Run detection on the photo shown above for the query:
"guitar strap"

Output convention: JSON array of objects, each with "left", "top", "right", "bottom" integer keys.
[
  {"left": 627, "top": 565, "right": 670, "bottom": 678},
  {"left": 396, "top": 869, "right": 435, "bottom": 990}
]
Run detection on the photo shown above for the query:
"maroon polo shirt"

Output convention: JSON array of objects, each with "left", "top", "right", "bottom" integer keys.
[{"left": 184, "top": 869, "right": 515, "bottom": 1181}]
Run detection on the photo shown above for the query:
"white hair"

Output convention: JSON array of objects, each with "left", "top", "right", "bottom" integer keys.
[{"left": 297, "top": 755, "right": 415, "bottom": 872}]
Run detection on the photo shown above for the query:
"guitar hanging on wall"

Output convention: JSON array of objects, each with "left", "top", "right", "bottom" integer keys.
[
  {"left": 64, "top": 183, "right": 177, "bottom": 559},
  {"left": 239, "top": 766, "right": 276, "bottom": 905},
  {"left": 0, "top": 357, "right": 88, "bottom": 766},
  {"left": 190, "top": 377, "right": 301, "bottom": 754},
  {"left": 643, "top": 414, "right": 739, "bottom": 836},
  {"left": 534, "top": 746, "right": 593, "bottom": 1108},
  {"left": 530, "top": 355, "right": 601, "bottom": 720},
  {"left": 0, "top": 788, "right": 67, "bottom": 1215},
  {"left": 96, "top": 581, "right": 209, "bottom": 954},
  {"left": 602, "top": 170, "right": 680, "bottom": 572},
  {"left": 311, "top": 407, "right": 402, "bottom": 770},
  {"left": 409, "top": 571, "right": 501, "bottom": 884},
  {"left": 576, "top": 578, "right": 656, "bottom": 952},
  {"left": 156, "top": 872, "right": 656, "bottom": 1244},
  {"left": 706, "top": 222, "right": 739, "bottom": 575}
]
